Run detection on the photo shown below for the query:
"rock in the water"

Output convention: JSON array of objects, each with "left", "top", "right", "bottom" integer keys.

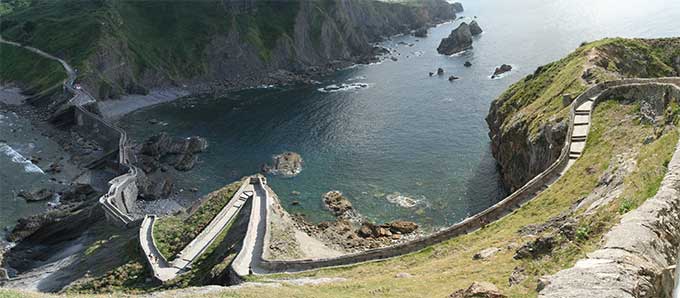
[
  {"left": 448, "top": 75, "right": 460, "bottom": 81},
  {"left": 387, "top": 220, "right": 419, "bottom": 234},
  {"left": 323, "top": 191, "right": 353, "bottom": 217},
  {"left": 449, "top": 281, "right": 506, "bottom": 298},
  {"left": 437, "top": 22, "right": 473, "bottom": 55},
  {"left": 264, "top": 152, "right": 303, "bottom": 177},
  {"left": 491, "top": 64, "right": 513, "bottom": 78},
  {"left": 469, "top": 20, "right": 483, "bottom": 35},
  {"left": 174, "top": 153, "right": 197, "bottom": 171},
  {"left": 452, "top": 2, "right": 464, "bottom": 13},
  {"left": 464, "top": 61, "right": 472, "bottom": 67},
  {"left": 437, "top": 68, "right": 445, "bottom": 75},
  {"left": 473, "top": 247, "right": 501, "bottom": 260},
  {"left": 18, "top": 188, "right": 53, "bottom": 202},
  {"left": 414, "top": 27, "right": 428, "bottom": 38}
]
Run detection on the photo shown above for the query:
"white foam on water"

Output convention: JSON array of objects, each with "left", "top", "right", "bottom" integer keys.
[
  {"left": 317, "top": 82, "right": 372, "bottom": 93},
  {"left": 385, "top": 192, "right": 422, "bottom": 208},
  {"left": 0, "top": 143, "right": 44, "bottom": 174}
]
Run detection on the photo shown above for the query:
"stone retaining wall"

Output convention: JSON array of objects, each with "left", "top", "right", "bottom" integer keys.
[
  {"left": 257, "top": 78, "right": 680, "bottom": 273},
  {"left": 539, "top": 82, "right": 680, "bottom": 298}
]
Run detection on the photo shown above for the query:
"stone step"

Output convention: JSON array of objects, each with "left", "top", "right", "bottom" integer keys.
[
  {"left": 575, "top": 111, "right": 590, "bottom": 115},
  {"left": 571, "top": 136, "right": 587, "bottom": 141},
  {"left": 573, "top": 122, "right": 589, "bottom": 126}
]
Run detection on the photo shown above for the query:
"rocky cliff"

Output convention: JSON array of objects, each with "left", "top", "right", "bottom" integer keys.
[
  {"left": 486, "top": 38, "right": 680, "bottom": 191},
  {"left": 0, "top": 0, "right": 457, "bottom": 100}
]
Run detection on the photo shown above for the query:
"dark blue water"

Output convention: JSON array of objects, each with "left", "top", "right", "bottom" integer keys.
[{"left": 119, "top": 0, "right": 680, "bottom": 228}]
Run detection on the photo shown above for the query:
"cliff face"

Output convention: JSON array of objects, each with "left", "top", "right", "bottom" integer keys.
[
  {"left": 0, "top": 0, "right": 457, "bottom": 99},
  {"left": 486, "top": 38, "right": 680, "bottom": 191}
]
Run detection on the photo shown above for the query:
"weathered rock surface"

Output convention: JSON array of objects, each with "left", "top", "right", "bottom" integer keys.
[
  {"left": 452, "top": 2, "right": 464, "bottom": 13},
  {"left": 263, "top": 152, "right": 303, "bottom": 177},
  {"left": 473, "top": 247, "right": 501, "bottom": 260},
  {"left": 138, "top": 132, "right": 208, "bottom": 172},
  {"left": 513, "top": 235, "right": 556, "bottom": 259},
  {"left": 18, "top": 188, "right": 53, "bottom": 202},
  {"left": 449, "top": 281, "right": 506, "bottom": 298},
  {"left": 322, "top": 191, "right": 353, "bottom": 217},
  {"left": 437, "top": 22, "right": 473, "bottom": 55},
  {"left": 414, "top": 27, "right": 428, "bottom": 38},
  {"left": 491, "top": 64, "right": 512, "bottom": 78},
  {"left": 469, "top": 20, "right": 483, "bottom": 35},
  {"left": 387, "top": 220, "right": 418, "bottom": 234}
]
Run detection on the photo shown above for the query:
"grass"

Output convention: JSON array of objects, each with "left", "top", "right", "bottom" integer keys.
[
  {"left": 492, "top": 38, "right": 678, "bottom": 141},
  {"left": 153, "top": 181, "right": 241, "bottom": 260},
  {"left": 0, "top": 43, "right": 66, "bottom": 94}
]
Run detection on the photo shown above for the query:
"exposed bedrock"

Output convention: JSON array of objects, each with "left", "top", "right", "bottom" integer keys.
[{"left": 437, "top": 22, "right": 473, "bottom": 55}]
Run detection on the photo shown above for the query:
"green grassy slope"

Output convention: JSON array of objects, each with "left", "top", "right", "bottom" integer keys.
[{"left": 0, "top": 43, "right": 67, "bottom": 94}]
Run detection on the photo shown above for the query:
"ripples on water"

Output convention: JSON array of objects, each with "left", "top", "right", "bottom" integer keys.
[{"left": 117, "top": 0, "right": 679, "bottom": 229}]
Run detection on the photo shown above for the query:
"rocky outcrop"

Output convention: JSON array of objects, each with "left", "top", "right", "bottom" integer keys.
[
  {"left": 322, "top": 191, "right": 353, "bottom": 217},
  {"left": 449, "top": 282, "right": 506, "bottom": 298},
  {"left": 437, "top": 22, "right": 473, "bottom": 55},
  {"left": 414, "top": 27, "right": 428, "bottom": 38},
  {"left": 263, "top": 152, "right": 303, "bottom": 177},
  {"left": 139, "top": 132, "right": 208, "bottom": 172},
  {"left": 491, "top": 64, "right": 512, "bottom": 78},
  {"left": 452, "top": 2, "right": 464, "bottom": 13},
  {"left": 469, "top": 20, "right": 483, "bottom": 35},
  {"left": 17, "top": 188, "right": 53, "bottom": 202}
]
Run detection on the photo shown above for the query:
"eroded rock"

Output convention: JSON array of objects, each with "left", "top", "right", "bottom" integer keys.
[
  {"left": 264, "top": 152, "right": 303, "bottom": 177},
  {"left": 449, "top": 281, "right": 506, "bottom": 298},
  {"left": 437, "top": 22, "right": 473, "bottom": 55}
]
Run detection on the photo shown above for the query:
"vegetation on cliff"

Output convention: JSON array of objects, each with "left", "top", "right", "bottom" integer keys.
[
  {"left": 486, "top": 38, "right": 680, "bottom": 191},
  {"left": 0, "top": 0, "right": 456, "bottom": 99},
  {"left": 0, "top": 43, "right": 66, "bottom": 94}
]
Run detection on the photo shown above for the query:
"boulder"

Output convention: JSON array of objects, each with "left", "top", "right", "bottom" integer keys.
[
  {"left": 437, "top": 22, "right": 473, "bottom": 55},
  {"left": 387, "top": 220, "right": 419, "bottom": 234},
  {"left": 561, "top": 94, "right": 573, "bottom": 107},
  {"left": 139, "top": 176, "right": 174, "bottom": 201},
  {"left": 469, "top": 20, "right": 483, "bottom": 35},
  {"left": 437, "top": 68, "right": 445, "bottom": 75},
  {"left": 18, "top": 188, "right": 53, "bottom": 202},
  {"left": 448, "top": 75, "right": 460, "bottom": 81},
  {"left": 473, "top": 247, "right": 501, "bottom": 260},
  {"left": 414, "top": 27, "right": 428, "bottom": 38},
  {"left": 491, "top": 64, "right": 513, "bottom": 78},
  {"left": 452, "top": 2, "right": 464, "bottom": 13},
  {"left": 264, "top": 152, "right": 303, "bottom": 177},
  {"left": 509, "top": 266, "right": 526, "bottom": 286},
  {"left": 513, "top": 235, "right": 556, "bottom": 259},
  {"left": 464, "top": 61, "right": 472, "bottom": 67},
  {"left": 449, "top": 281, "right": 506, "bottom": 298},
  {"left": 323, "top": 191, "right": 353, "bottom": 216}
]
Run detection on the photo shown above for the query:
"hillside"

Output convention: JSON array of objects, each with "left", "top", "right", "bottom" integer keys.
[
  {"left": 0, "top": 0, "right": 457, "bottom": 100},
  {"left": 486, "top": 38, "right": 680, "bottom": 191}
]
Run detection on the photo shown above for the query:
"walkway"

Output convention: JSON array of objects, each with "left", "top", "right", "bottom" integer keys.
[{"left": 139, "top": 180, "right": 254, "bottom": 282}]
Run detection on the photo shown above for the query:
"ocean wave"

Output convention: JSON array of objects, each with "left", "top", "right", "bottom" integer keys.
[
  {"left": 0, "top": 143, "right": 44, "bottom": 174},
  {"left": 317, "top": 82, "right": 371, "bottom": 93},
  {"left": 347, "top": 76, "right": 366, "bottom": 81}
]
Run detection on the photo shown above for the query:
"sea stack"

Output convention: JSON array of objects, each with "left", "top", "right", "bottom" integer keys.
[
  {"left": 437, "top": 22, "right": 473, "bottom": 55},
  {"left": 470, "top": 20, "right": 483, "bottom": 35}
]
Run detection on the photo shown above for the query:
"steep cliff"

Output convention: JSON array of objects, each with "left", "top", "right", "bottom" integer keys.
[
  {"left": 0, "top": 0, "right": 457, "bottom": 99},
  {"left": 486, "top": 38, "right": 680, "bottom": 191}
]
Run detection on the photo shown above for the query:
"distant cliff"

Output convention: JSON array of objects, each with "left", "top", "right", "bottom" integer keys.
[
  {"left": 486, "top": 38, "right": 680, "bottom": 191},
  {"left": 0, "top": 0, "right": 457, "bottom": 99}
]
